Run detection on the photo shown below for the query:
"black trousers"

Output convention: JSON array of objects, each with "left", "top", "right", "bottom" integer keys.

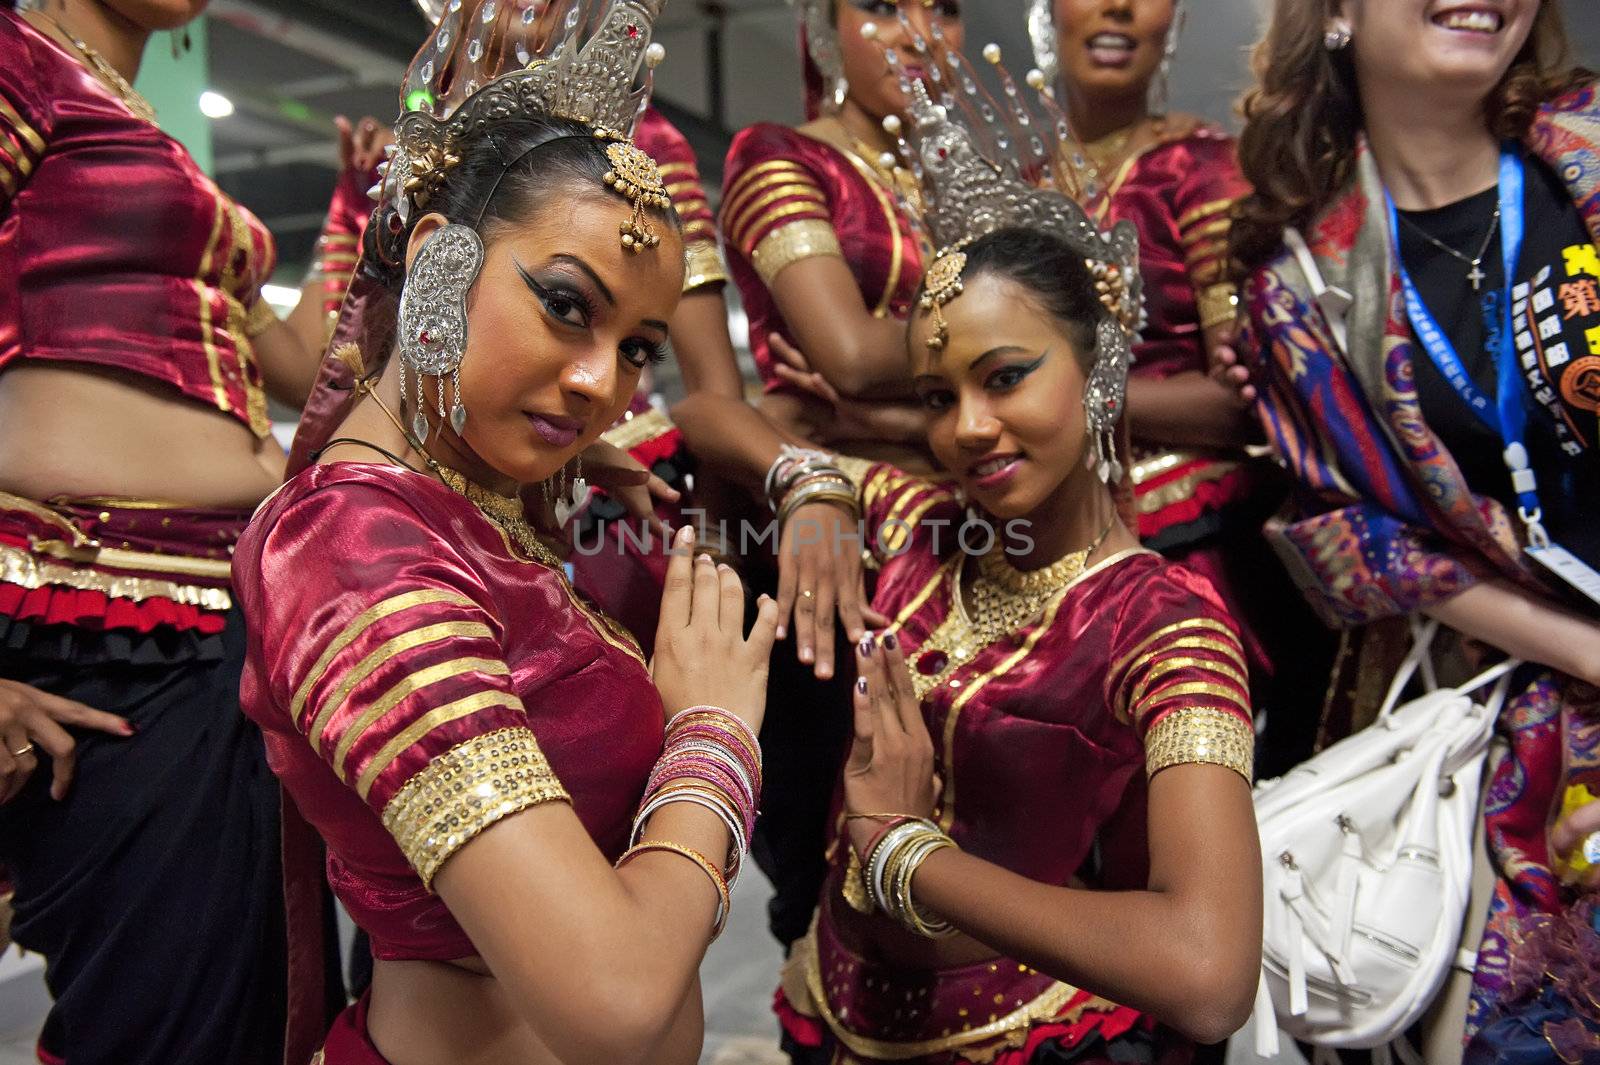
[{"left": 0, "top": 611, "right": 287, "bottom": 1065}]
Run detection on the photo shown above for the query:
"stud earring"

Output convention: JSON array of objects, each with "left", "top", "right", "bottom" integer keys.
[{"left": 1323, "top": 21, "right": 1353, "bottom": 51}]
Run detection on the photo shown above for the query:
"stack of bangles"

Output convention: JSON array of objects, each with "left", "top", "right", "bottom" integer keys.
[
  {"left": 616, "top": 705, "right": 762, "bottom": 940},
  {"left": 764, "top": 445, "right": 860, "bottom": 530},
  {"left": 851, "top": 814, "right": 960, "bottom": 939}
]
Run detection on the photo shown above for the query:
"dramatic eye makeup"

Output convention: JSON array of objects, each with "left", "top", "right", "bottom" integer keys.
[
  {"left": 515, "top": 256, "right": 668, "bottom": 370},
  {"left": 983, "top": 351, "right": 1046, "bottom": 392}
]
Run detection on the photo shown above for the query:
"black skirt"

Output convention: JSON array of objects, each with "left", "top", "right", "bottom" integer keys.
[{"left": 0, "top": 609, "right": 287, "bottom": 1065}]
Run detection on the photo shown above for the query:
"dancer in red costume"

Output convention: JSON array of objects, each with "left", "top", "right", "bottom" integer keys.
[
  {"left": 0, "top": 1, "right": 378, "bottom": 1060},
  {"left": 773, "top": 48, "right": 1260, "bottom": 1064},
  {"left": 239, "top": 2, "right": 780, "bottom": 1061}
]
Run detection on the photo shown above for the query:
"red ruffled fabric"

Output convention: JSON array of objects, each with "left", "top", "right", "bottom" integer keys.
[{"left": 0, "top": 582, "right": 225, "bottom": 635}]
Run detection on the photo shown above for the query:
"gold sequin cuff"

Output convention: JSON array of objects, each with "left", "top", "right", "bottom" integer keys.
[
  {"left": 602, "top": 407, "right": 676, "bottom": 453},
  {"left": 1145, "top": 706, "right": 1253, "bottom": 782},
  {"left": 683, "top": 240, "right": 729, "bottom": 292},
  {"left": 752, "top": 219, "right": 843, "bottom": 287},
  {"left": 245, "top": 296, "right": 279, "bottom": 338},
  {"left": 381, "top": 727, "right": 570, "bottom": 890},
  {"left": 1195, "top": 283, "right": 1239, "bottom": 332}
]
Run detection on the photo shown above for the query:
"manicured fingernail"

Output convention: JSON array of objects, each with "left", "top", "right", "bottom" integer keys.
[
  {"left": 856, "top": 677, "right": 869, "bottom": 695},
  {"left": 818, "top": 664, "right": 833, "bottom": 680},
  {"left": 882, "top": 632, "right": 897, "bottom": 651},
  {"left": 858, "top": 634, "right": 874, "bottom": 657},
  {"left": 123, "top": 722, "right": 137, "bottom": 735},
  {"left": 776, "top": 625, "right": 787, "bottom": 639},
  {"left": 677, "top": 524, "right": 694, "bottom": 546}
]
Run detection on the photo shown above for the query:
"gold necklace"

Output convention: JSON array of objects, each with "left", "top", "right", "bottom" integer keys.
[
  {"left": 433, "top": 465, "right": 563, "bottom": 570},
  {"left": 36, "top": 15, "right": 158, "bottom": 125},
  {"left": 907, "top": 519, "right": 1116, "bottom": 700}
]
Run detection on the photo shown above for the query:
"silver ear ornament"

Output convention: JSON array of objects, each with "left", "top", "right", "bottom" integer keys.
[
  {"left": 795, "top": 0, "right": 848, "bottom": 112},
  {"left": 396, "top": 223, "right": 485, "bottom": 443}
]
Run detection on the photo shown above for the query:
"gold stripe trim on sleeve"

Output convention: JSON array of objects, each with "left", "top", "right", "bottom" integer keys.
[
  {"left": 1129, "top": 653, "right": 1249, "bottom": 712},
  {"left": 723, "top": 170, "right": 821, "bottom": 226},
  {"left": 1176, "top": 197, "right": 1237, "bottom": 232},
  {"left": 1133, "top": 681, "right": 1249, "bottom": 727},
  {"left": 381, "top": 727, "right": 569, "bottom": 889},
  {"left": 0, "top": 164, "right": 15, "bottom": 199},
  {"left": 1144, "top": 706, "right": 1253, "bottom": 781},
  {"left": 728, "top": 184, "right": 827, "bottom": 244},
  {"left": 291, "top": 589, "right": 476, "bottom": 734},
  {"left": 1180, "top": 216, "right": 1232, "bottom": 247},
  {"left": 833, "top": 148, "right": 905, "bottom": 318},
  {"left": 330, "top": 656, "right": 512, "bottom": 782},
  {"left": 0, "top": 96, "right": 45, "bottom": 155},
  {"left": 665, "top": 178, "right": 703, "bottom": 197},
  {"left": 724, "top": 159, "right": 814, "bottom": 205},
  {"left": 658, "top": 161, "right": 699, "bottom": 179},
  {"left": 751, "top": 219, "right": 843, "bottom": 286},
  {"left": 308, "top": 620, "right": 495, "bottom": 755},
  {"left": 682, "top": 240, "right": 728, "bottom": 291},
  {"left": 356, "top": 690, "right": 524, "bottom": 801},
  {"left": 0, "top": 135, "right": 33, "bottom": 181},
  {"left": 1109, "top": 617, "right": 1237, "bottom": 679},
  {"left": 1131, "top": 634, "right": 1249, "bottom": 678}
]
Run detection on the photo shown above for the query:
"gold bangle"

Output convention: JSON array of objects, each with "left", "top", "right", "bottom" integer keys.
[{"left": 617, "top": 841, "right": 732, "bottom": 938}]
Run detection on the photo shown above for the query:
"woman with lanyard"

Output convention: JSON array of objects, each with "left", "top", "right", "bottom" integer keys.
[{"left": 1221, "top": 0, "right": 1600, "bottom": 1052}]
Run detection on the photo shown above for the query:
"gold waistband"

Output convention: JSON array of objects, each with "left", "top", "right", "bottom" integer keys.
[
  {"left": 0, "top": 541, "right": 233, "bottom": 611},
  {"left": 1129, "top": 451, "right": 1242, "bottom": 517},
  {"left": 800, "top": 925, "right": 1089, "bottom": 1061},
  {"left": 0, "top": 489, "right": 236, "bottom": 581}
]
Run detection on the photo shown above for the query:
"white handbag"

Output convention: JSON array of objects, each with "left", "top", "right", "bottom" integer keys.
[{"left": 1250, "top": 619, "right": 1518, "bottom": 1057}]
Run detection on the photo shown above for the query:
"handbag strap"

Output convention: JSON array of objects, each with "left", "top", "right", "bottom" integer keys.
[{"left": 1377, "top": 618, "right": 1441, "bottom": 721}]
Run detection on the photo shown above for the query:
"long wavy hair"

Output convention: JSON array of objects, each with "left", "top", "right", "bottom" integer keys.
[{"left": 1230, "top": 0, "right": 1591, "bottom": 273}]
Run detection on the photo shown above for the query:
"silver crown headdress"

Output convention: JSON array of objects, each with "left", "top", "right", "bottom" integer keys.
[
  {"left": 379, "top": 0, "right": 669, "bottom": 235},
  {"left": 1027, "top": 0, "right": 1186, "bottom": 116},
  {"left": 880, "top": 33, "right": 1142, "bottom": 482}
]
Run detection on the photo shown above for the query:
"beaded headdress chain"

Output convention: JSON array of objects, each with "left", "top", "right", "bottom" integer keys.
[{"left": 877, "top": 23, "right": 1142, "bottom": 482}]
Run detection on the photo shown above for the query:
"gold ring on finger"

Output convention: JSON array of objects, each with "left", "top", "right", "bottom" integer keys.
[
  {"left": 800, "top": 589, "right": 814, "bottom": 599},
  {"left": 11, "top": 743, "right": 33, "bottom": 758}
]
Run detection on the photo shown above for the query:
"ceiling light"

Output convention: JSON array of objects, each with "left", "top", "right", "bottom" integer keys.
[{"left": 199, "top": 91, "right": 235, "bottom": 119}]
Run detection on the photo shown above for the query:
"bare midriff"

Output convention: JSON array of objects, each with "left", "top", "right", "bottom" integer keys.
[
  {"left": 367, "top": 958, "right": 560, "bottom": 1065},
  {"left": 0, "top": 364, "right": 286, "bottom": 508}
]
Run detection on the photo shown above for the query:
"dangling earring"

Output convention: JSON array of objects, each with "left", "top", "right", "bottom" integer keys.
[
  {"left": 1148, "top": 2, "right": 1184, "bottom": 118},
  {"left": 829, "top": 77, "right": 848, "bottom": 113},
  {"left": 1082, "top": 317, "right": 1130, "bottom": 485},
  {"left": 553, "top": 457, "right": 588, "bottom": 526},
  {"left": 396, "top": 224, "right": 485, "bottom": 446},
  {"left": 1323, "top": 20, "right": 1353, "bottom": 51}
]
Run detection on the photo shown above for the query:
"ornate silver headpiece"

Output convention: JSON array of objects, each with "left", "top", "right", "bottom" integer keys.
[
  {"left": 1026, "top": 0, "right": 1186, "bottom": 115},
  {"left": 884, "top": 37, "right": 1141, "bottom": 482},
  {"left": 379, "top": 0, "right": 668, "bottom": 233}
]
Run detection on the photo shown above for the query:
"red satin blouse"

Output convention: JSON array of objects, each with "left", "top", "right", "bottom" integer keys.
[
  {"left": 722, "top": 123, "right": 925, "bottom": 391},
  {"left": 0, "top": 10, "right": 278, "bottom": 438},
  {"left": 235, "top": 463, "right": 665, "bottom": 961}
]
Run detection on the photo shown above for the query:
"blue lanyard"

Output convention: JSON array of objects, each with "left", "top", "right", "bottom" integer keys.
[{"left": 1388, "top": 147, "right": 1543, "bottom": 527}]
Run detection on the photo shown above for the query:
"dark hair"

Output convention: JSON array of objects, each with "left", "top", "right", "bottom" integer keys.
[
  {"left": 1230, "top": 0, "right": 1591, "bottom": 273},
  {"left": 947, "top": 227, "right": 1108, "bottom": 369},
  {"left": 362, "top": 113, "right": 680, "bottom": 292}
]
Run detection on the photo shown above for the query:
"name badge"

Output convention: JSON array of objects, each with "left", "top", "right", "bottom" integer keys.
[{"left": 1526, "top": 542, "right": 1600, "bottom": 611}]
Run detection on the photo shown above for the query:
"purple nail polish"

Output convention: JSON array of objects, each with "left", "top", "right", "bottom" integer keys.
[
  {"left": 856, "top": 677, "right": 868, "bottom": 695},
  {"left": 882, "top": 632, "right": 897, "bottom": 651},
  {"left": 858, "top": 634, "right": 874, "bottom": 657}
]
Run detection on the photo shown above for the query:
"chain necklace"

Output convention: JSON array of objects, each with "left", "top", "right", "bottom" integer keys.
[
  {"left": 1398, "top": 202, "right": 1501, "bottom": 292},
  {"left": 907, "top": 518, "right": 1116, "bottom": 701},
  {"left": 33, "top": 14, "right": 158, "bottom": 126},
  {"left": 432, "top": 466, "right": 564, "bottom": 569}
]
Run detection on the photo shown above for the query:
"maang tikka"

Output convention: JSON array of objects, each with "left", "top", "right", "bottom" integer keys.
[{"left": 396, "top": 223, "right": 485, "bottom": 443}]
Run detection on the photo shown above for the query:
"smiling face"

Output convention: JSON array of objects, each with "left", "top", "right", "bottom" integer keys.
[
  {"left": 406, "top": 190, "right": 684, "bottom": 488},
  {"left": 1052, "top": 0, "right": 1175, "bottom": 104},
  {"left": 836, "top": 0, "right": 965, "bottom": 121},
  {"left": 1341, "top": 0, "right": 1538, "bottom": 104},
  {"left": 909, "top": 272, "right": 1097, "bottom": 520}
]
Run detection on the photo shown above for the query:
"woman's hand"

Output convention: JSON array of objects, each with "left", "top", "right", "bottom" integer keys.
[
  {"left": 1207, "top": 333, "right": 1258, "bottom": 407},
  {"left": 651, "top": 525, "right": 779, "bottom": 735},
  {"left": 769, "top": 333, "right": 929, "bottom": 445},
  {"left": 843, "top": 632, "right": 939, "bottom": 858},
  {"left": 1552, "top": 796, "right": 1600, "bottom": 892},
  {"left": 777, "top": 502, "right": 888, "bottom": 681},
  {"left": 334, "top": 115, "right": 396, "bottom": 175},
  {"left": 581, "top": 437, "right": 680, "bottom": 530},
  {"left": 0, "top": 679, "right": 133, "bottom": 803}
]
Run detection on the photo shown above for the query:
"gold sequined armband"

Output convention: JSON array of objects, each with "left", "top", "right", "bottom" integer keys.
[
  {"left": 751, "top": 219, "right": 843, "bottom": 287},
  {"left": 1144, "top": 706, "right": 1254, "bottom": 783},
  {"left": 683, "top": 240, "right": 729, "bottom": 292},
  {"left": 381, "top": 727, "right": 570, "bottom": 889},
  {"left": 1195, "top": 283, "right": 1239, "bottom": 332},
  {"left": 245, "top": 296, "right": 280, "bottom": 338}
]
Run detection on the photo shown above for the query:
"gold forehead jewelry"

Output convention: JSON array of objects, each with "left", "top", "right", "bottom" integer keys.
[
  {"left": 918, "top": 246, "right": 968, "bottom": 352},
  {"left": 598, "top": 129, "right": 672, "bottom": 252}
]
